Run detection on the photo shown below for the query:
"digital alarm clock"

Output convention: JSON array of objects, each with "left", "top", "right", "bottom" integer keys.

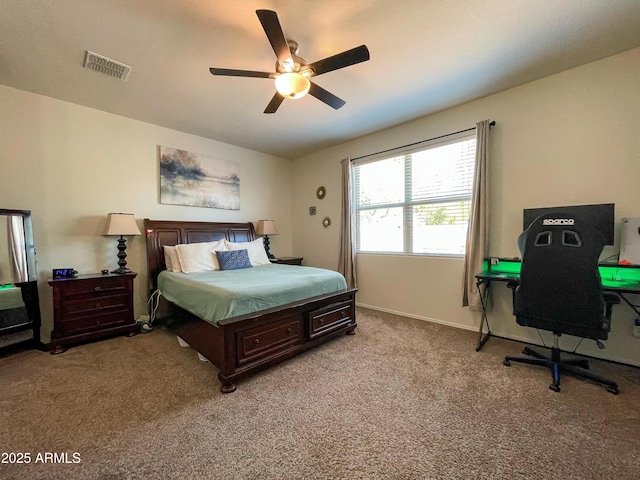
[{"left": 52, "top": 268, "right": 78, "bottom": 279}]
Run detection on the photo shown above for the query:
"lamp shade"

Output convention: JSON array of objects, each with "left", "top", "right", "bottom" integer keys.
[
  {"left": 274, "top": 73, "right": 310, "bottom": 99},
  {"left": 255, "top": 220, "right": 278, "bottom": 236},
  {"left": 102, "top": 213, "right": 142, "bottom": 236}
]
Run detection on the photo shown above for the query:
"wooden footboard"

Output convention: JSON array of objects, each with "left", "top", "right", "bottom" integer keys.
[{"left": 162, "top": 288, "right": 357, "bottom": 392}]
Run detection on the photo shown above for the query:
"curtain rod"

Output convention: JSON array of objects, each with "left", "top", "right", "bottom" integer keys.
[{"left": 351, "top": 120, "right": 496, "bottom": 161}]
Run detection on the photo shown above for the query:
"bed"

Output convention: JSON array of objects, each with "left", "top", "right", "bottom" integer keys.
[{"left": 144, "top": 219, "right": 357, "bottom": 393}]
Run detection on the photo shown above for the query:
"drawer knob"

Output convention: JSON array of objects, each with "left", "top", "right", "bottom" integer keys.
[
  {"left": 341, "top": 311, "right": 346, "bottom": 317},
  {"left": 287, "top": 327, "right": 292, "bottom": 334},
  {"left": 254, "top": 339, "right": 260, "bottom": 345},
  {"left": 319, "top": 319, "right": 324, "bottom": 324}
]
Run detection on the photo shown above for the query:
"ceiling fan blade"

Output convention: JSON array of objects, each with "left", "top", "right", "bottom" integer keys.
[
  {"left": 307, "top": 45, "right": 370, "bottom": 77},
  {"left": 264, "top": 92, "right": 285, "bottom": 114},
  {"left": 308, "top": 82, "right": 346, "bottom": 110},
  {"left": 209, "top": 68, "right": 272, "bottom": 78},
  {"left": 256, "top": 10, "right": 292, "bottom": 68}
]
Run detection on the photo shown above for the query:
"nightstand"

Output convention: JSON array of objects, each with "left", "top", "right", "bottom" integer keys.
[
  {"left": 48, "top": 272, "right": 138, "bottom": 354},
  {"left": 270, "top": 257, "right": 303, "bottom": 266}
]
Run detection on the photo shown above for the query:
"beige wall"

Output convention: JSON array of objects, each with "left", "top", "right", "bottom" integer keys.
[
  {"left": 292, "top": 47, "right": 640, "bottom": 366},
  {"left": 0, "top": 85, "right": 293, "bottom": 343}
]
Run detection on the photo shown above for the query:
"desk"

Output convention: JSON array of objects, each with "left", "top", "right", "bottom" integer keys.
[{"left": 474, "top": 259, "right": 640, "bottom": 351}]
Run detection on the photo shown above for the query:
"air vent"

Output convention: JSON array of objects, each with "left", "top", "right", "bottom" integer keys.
[{"left": 84, "top": 51, "right": 131, "bottom": 81}]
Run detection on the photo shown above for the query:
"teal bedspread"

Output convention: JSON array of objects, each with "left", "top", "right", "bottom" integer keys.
[{"left": 157, "top": 264, "right": 347, "bottom": 324}]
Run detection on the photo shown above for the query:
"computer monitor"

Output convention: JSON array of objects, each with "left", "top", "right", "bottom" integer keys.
[{"left": 523, "top": 203, "right": 615, "bottom": 245}]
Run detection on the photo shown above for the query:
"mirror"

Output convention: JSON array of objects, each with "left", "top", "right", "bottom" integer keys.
[{"left": 0, "top": 209, "right": 42, "bottom": 353}]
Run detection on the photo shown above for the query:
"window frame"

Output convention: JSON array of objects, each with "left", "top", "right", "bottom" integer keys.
[{"left": 353, "top": 131, "right": 477, "bottom": 257}]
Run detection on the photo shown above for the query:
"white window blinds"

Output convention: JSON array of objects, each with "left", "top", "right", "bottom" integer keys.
[{"left": 353, "top": 132, "right": 476, "bottom": 255}]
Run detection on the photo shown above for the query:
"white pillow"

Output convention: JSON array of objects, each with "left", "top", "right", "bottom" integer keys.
[
  {"left": 224, "top": 238, "right": 271, "bottom": 266},
  {"left": 163, "top": 245, "right": 182, "bottom": 273},
  {"left": 175, "top": 239, "right": 227, "bottom": 273}
]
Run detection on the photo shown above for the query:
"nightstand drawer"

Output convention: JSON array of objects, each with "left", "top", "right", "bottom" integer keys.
[
  {"left": 62, "top": 310, "right": 129, "bottom": 335},
  {"left": 58, "top": 276, "right": 129, "bottom": 300},
  {"left": 62, "top": 294, "right": 130, "bottom": 319},
  {"left": 48, "top": 272, "right": 137, "bottom": 353},
  {"left": 309, "top": 301, "right": 353, "bottom": 339},
  {"left": 236, "top": 316, "right": 303, "bottom": 366}
]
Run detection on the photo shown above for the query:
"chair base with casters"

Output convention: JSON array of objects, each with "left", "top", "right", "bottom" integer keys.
[{"left": 503, "top": 333, "right": 619, "bottom": 395}]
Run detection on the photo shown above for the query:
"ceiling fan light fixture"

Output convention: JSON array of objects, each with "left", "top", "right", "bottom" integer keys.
[
  {"left": 281, "top": 58, "right": 295, "bottom": 72},
  {"left": 275, "top": 72, "right": 310, "bottom": 99},
  {"left": 299, "top": 66, "right": 314, "bottom": 77},
  {"left": 209, "top": 10, "right": 369, "bottom": 112}
]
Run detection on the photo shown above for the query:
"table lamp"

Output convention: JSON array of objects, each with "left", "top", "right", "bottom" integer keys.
[
  {"left": 102, "top": 213, "right": 141, "bottom": 274},
  {"left": 255, "top": 219, "right": 278, "bottom": 259}
]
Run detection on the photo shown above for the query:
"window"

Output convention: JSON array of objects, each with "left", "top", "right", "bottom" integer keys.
[{"left": 353, "top": 133, "right": 476, "bottom": 256}]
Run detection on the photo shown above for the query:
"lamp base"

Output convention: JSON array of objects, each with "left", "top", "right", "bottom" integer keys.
[
  {"left": 112, "top": 236, "right": 130, "bottom": 275},
  {"left": 111, "top": 267, "right": 132, "bottom": 275},
  {"left": 263, "top": 235, "right": 276, "bottom": 260}
]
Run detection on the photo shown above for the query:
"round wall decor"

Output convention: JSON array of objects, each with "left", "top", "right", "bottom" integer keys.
[
  {"left": 316, "top": 186, "right": 326, "bottom": 199},
  {"left": 322, "top": 216, "right": 331, "bottom": 228}
]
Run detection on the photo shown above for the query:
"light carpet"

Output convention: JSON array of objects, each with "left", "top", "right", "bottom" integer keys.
[{"left": 1, "top": 307, "right": 639, "bottom": 479}]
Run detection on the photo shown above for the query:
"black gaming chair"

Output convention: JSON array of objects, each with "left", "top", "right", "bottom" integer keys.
[{"left": 504, "top": 212, "right": 620, "bottom": 394}]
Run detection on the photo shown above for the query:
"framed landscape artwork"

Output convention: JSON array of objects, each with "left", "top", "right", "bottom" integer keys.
[{"left": 159, "top": 146, "right": 240, "bottom": 210}]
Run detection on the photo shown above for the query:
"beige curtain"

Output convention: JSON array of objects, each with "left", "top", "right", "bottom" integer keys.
[
  {"left": 338, "top": 157, "right": 357, "bottom": 288},
  {"left": 462, "top": 120, "right": 490, "bottom": 310},
  {"left": 8, "top": 215, "right": 28, "bottom": 283}
]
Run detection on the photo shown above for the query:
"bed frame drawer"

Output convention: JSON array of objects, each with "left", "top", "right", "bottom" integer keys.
[
  {"left": 236, "top": 316, "right": 303, "bottom": 366},
  {"left": 309, "top": 301, "right": 353, "bottom": 339}
]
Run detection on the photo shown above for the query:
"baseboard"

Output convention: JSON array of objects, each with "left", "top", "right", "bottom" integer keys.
[{"left": 355, "top": 302, "right": 477, "bottom": 332}]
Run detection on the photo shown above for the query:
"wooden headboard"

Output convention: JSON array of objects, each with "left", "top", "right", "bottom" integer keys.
[{"left": 143, "top": 219, "right": 256, "bottom": 294}]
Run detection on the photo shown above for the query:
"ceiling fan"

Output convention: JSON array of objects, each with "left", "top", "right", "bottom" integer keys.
[{"left": 209, "top": 9, "right": 370, "bottom": 114}]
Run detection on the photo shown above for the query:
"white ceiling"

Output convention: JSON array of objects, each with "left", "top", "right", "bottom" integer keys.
[{"left": 2, "top": 0, "right": 640, "bottom": 159}]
